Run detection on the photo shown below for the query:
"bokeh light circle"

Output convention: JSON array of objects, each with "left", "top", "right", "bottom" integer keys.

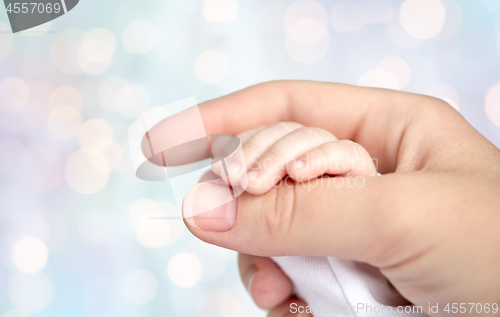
[
  {"left": 98, "top": 77, "right": 128, "bottom": 112},
  {"left": 428, "top": 84, "right": 460, "bottom": 111},
  {"left": 75, "top": 28, "right": 116, "bottom": 75},
  {"left": 285, "top": 33, "right": 329, "bottom": 64},
  {"left": 285, "top": 0, "right": 329, "bottom": 28},
  {"left": 196, "top": 289, "right": 242, "bottom": 317},
  {"left": 80, "top": 28, "right": 116, "bottom": 63},
  {"left": 358, "top": 69, "right": 400, "bottom": 90},
  {"left": 285, "top": 0, "right": 330, "bottom": 63},
  {"left": 195, "top": 50, "right": 230, "bottom": 84},
  {"left": 123, "top": 21, "right": 157, "bottom": 54},
  {"left": 8, "top": 272, "right": 53, "bottom": 313},
  {"left": 116, "top": 84, "right": 150, "bottom": 119},
  {"left": 48, "top": 106, "right": 82, "bottom": 140},
  {"left": 485, "top": 83, "right": 500, "bottom": 127},
  {"left": 135, "top": 217, "right": 182, "bottom": 248},
  {"left": 0, "top": 78, "right": 30, "bottom": 113},
  {"left": 65, "top": 149, "right": 110, "bottom": 194},
  {"left": 12, "top": 237, "right": 48, "bottom": 274},
  {"left": 128, "top": 199, "right": 183, "bottom": 247},
  {"left": 220, "top": 291, "right": 242, "bottom": 317},
  {"left": 185, "top": 240, "right": 228, "bottom": 282},
  {"left": 48, "top": 86, "right": 83, "bottom": 111},
  {"left": 97, "top": 139, "right": 122, "bottom": 170},
  {"left": 78, "top": 118, "right": 114, "bottom": 150},
  {"left": 377, "top": 56, "right": 412, "bottom": 88},
  {"left": 128, "top": 199, "right": 163, "bottom": 229},
  {"left": 400, "top": 0, "right": 446, "bottom": 40},
  {"left": 77, "top": 54, "right": 112, "bottom": 75},
  {"left": 168, "top": 252, "right": 203, "bottom": 287},
  {"left": 124, "top": 269, "right": 158, "bottom": 304},
  {"left": 287, "top": 18, "right": 327, "bottom": 45},
  {"left": 51, "top": 29, "right": 85, "bottom": 74}
]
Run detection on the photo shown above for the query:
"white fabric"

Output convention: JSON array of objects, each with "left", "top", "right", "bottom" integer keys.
[{"left": 272, "top": 256, "right": 429, "bottom": 317}]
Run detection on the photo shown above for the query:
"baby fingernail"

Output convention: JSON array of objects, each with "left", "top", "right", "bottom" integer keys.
[
  {"left": 182, "top": 183, "right": 237, "bottom": 232},
  {"left": 248, "top": 169, "right": 259, "bottom": 180},
  {"left": 295, "top": 159, "right": 306, "bottom": 169},
  {"left": 227, "top": 161, "right": 241, "bottom": 174}
]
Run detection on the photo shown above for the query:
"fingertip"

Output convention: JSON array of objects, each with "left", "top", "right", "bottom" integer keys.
[
  {"left": 245, "top": 168, "right": 291, "bottom": 196},
  {"left": 218, "top": 159, "right": 249, "bottom": 189},
  {"left": 251, "top": 261, "right": 294, "bottom": 309},
  {"left": 287, "top": 158, "right": 307, "bottom": 182},
  {"left": 182, "top": 181, "right": 237, "bottom": 232},
  {"left": 227, "top": 160, "right": 242, "bottom": 174},
  {"left": 293, "top": 158, "right": 307, "bottom": 170},
  {"left": 267, "top": 296, "right": 312, "bottom": 317},
  {"left": 238, "top": 255, "right": 294, "bottom": 310},
  {"left": 287, "top": 158, "right": 324, "bottom": 184}
]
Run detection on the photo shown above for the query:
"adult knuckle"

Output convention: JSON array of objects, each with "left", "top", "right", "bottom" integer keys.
[
  {"left": 363, "top": 183, "right": 416, "bottom": 266},
  {"left": 264, "top": 183, "right": 297, "bottom": 239},
  {"left": 413, "top": 95, "right": 459, "bottom": 119}
]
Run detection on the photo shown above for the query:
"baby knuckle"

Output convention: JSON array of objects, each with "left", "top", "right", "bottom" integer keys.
[
  {"left": 243, "top": 142, "right": 261, "bottom": 159},
  {"left": 340, "top": 140, "right": 361, "bottom": 158},
  {"left": 274, "top": 122, "right": 303, "bottom": 134},
  {"left": 295, "top": 127, "right": 326, "bottom": 144}
]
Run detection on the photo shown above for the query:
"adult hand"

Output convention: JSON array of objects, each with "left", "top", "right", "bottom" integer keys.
[{"left": 145, "top": 81, "right": 500, "bottom": 316}]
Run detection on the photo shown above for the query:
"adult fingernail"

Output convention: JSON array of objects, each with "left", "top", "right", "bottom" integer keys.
[
  {"left": 245, "top": 266, "right": 257, "bottom": 297},
  {"left": 182, "top": 182, "right": 237, "bottom": 232}
]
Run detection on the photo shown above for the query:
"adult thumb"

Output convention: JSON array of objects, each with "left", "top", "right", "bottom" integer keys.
[{"left": 182, "top": 175, "right": 401, "bottom": 266}]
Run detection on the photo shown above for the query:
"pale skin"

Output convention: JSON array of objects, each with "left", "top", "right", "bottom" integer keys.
[
  {"left": 213, "top": 122, "right": 378, "bottom": 191},
  {"left": 144, "top": 81, "right": 500, "bottom": 316}
]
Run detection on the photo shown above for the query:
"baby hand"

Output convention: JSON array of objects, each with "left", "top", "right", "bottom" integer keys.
[{"left": 213, "top": 122, "right": 378, "bottom": 195}]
